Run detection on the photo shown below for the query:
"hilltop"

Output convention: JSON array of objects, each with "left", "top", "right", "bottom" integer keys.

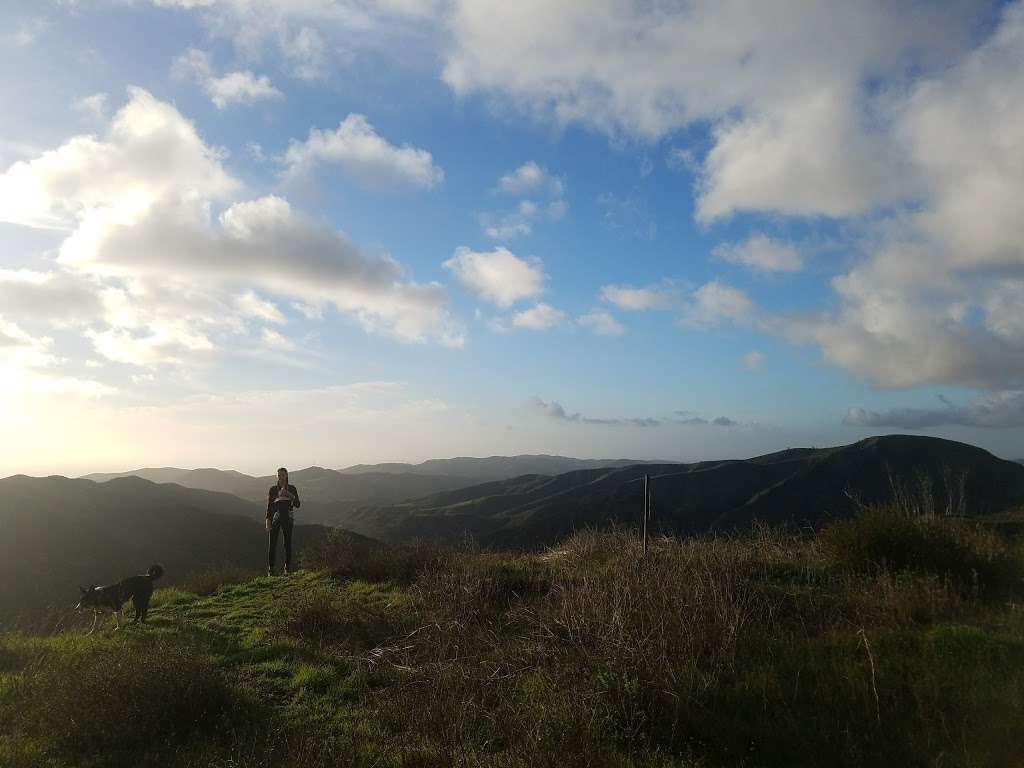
[{"left": 2, "top": 512, "right": 1023, "bottom": 767}]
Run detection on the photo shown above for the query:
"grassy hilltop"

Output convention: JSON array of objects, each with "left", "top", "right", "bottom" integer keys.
[{"left": 2, "top": 507, "right": 1024, "bottom": 768}]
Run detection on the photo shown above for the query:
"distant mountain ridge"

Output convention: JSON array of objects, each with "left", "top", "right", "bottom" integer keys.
[
  {"left": 81, "top": 456, "right": 656, "bottom": 525},
  {"left": 337, "top": 455, "right": 654, "bottom": 482},
  {"left": 345, "top": 436, "right": 1024, "bottom": 548}
]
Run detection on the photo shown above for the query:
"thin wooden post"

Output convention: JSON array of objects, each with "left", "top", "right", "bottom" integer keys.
[{"left": 642, "top": 473, "right": 649, "bottom": 557}]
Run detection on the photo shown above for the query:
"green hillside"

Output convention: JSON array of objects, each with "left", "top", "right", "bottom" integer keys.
[{"left": 3, "top": 509, "right": 1023, "bottom": 767}]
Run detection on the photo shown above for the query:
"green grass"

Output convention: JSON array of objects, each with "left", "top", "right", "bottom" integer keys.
[{"left": 2, "top": 509, "right": 1023, "bottom": 767}]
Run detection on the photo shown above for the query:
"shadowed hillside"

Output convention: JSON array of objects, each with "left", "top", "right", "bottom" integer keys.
[
  {"left": 0, "top": 475, "right": 329, "bottom": 624},
  {"left": 348, "top": 436, "right": 1024, "bottom": 547}
]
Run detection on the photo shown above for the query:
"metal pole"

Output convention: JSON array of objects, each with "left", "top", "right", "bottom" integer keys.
[{"left": 642, "top": 473, "right": 649, "bottom": 557}]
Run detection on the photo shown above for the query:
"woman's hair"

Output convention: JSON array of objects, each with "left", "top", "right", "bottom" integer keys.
[{"left": 277, "top": 467, "right": 288, "bottom": 474}]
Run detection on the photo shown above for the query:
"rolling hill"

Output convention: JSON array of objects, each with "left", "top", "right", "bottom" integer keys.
[
  {"left": 346, "top": 435, "right": 1024, "bottom": 547},
  {"left": 336, "top": 454, "right": 652, "bottom": 481},
  {"left": 81, "top": 466, "right": 475, "bottom": 526},
  {"left": 0, "top": 474, "right": 329, "bottom": 623}
]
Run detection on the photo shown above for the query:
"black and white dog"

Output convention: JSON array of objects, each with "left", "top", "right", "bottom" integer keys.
[{"left": 75, "top": 564, "right": 164, "bottom": 634}]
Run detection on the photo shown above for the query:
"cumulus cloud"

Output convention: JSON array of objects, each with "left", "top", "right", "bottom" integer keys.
[
  {"left": 483, "top": 161, "right": 566, "bottom": 241},
  {"left": 441, "top": 1, "right": 976, "bottom": 220},
  {"left": 173, "top": 48, "right": 282, "bottom": 108},
  {"left": 0, "top": 88, "right": 463, "bottom": 370},
  {"left": 748, "top": 5, "right": 1024, "bottom": 390},
  {"left": 511, "top": 303, "right": 565, "bottom": 331},
  {"left": 600, "top": 281, "right": 679, "bottom": 311},
  {"left": 714, "top": 235, "right": 802, "bottom": 273},
  {"left": 742, "top": 350, "right": 766, "bottom": 371},
  {"left": 843, "top": 391, "right": 1024, "bottom": 429},
  {"left": 74, "top": 93, "right": 109, "bottom": 121},
  {"left": 282, "top": 114, "right": 443, "bottom": 190},
  {"left": 480, "top": 201, "right": 538, "bottom": 241},
  {"left": 577, "top": 309, "right": 625, "bottom": 337},
  {"left": 498, "top": 161, "right": 563, "bottom": 196},
  {"left": 681, "top": 281, "right": 755, "bottom": 329},
  {"left": 443, "top": 246, "right": 545, "bottom": 307}
]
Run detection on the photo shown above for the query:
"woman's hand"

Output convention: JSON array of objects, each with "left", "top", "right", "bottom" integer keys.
[{"left": 265, "top": 518, "right": 271, "bottom": 532}]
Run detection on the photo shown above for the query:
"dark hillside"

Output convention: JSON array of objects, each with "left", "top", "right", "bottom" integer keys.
[
  {"left": 351, "top": 436, "right": 1024, "bottom": 547},
  {"left": 0, "top": 475, "right": 329, "bottom": 623}
]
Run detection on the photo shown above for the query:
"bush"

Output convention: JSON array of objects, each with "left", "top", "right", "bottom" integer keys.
[
  {"left": 274, "top": 588, "right": 403, "bottom": 650},
  {"left": 302, "top": 529, "right": 445, "bottom": 584},
  {"left": 820, "top": 506, "right": 1023, "bottom": 595},
  {"left": 414, "top": 550, "right": 551, "bottom": 621},
  {"left": 178, "top": 562, "right": 261, "bottom": 596},
  {"left": 12, "top": 637, "right": 243, "bottom": 757}
]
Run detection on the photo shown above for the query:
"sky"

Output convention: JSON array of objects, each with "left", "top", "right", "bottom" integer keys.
[{"left": 1, "top": 0, "right": 1023, "bottom": 475}]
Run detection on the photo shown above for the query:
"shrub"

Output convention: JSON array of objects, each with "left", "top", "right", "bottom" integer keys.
[
  {"left": 12, "top": 637, "right": 242, "bottom": 757},
  {"left": 302, "top": 529, "right": 445, "bottom": 584},
  {"left": 820, "top": 506, "right": 1023, "bottom": 595},
  {"left": 413, "top": 550, "right": 551, "bottom": 622},
  {"left": 274, "top": 588, "right": 403, "bottom": 650}
]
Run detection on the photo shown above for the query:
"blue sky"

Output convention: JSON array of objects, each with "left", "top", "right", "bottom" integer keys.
[{"left": 1, "top": 0, "right": 1022, "bottom": 474}]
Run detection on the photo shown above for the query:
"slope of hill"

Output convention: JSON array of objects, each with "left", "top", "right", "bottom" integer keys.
[
  {"left": 337, "top": 454, "right": 651, "bottom": 481},
  {"left": 3, "top": 523, "right": 1022, "bottom": 767},
  {"left": 0, "top": 475, "right": 329, "bottom": 622},
  {"left": 348, "top": 435, "right": 1024, "bottom": 547}
]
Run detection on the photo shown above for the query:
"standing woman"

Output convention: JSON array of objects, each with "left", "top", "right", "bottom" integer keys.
[{"left": 267, "top": 467, "right": 301, "bottom": 575}]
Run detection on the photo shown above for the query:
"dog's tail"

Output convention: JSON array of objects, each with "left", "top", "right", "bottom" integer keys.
[{"left": 147, "top": 564, "right": 164, "bottom": 581}]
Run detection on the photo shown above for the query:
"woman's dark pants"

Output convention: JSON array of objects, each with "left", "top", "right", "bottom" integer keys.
[{"left": 268, "top": 515, "right": 293, "bottom": 572}]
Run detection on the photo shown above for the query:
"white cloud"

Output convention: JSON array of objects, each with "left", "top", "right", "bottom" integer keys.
[
  {"left": 443, "top": 246, "right": 545, "bottom": 307},
  {"left": 0, "top": 88, "right": 464, "bottom": 370},
  {"left": 483, "top": 161, "right": 566, "bottom": 240},
  {"left": 441, "top": 0, "right": 975, "bottom": 225},
  {"left": 261, "top": 327, "right": 297, "bottom": 351},
  {"left": 844, "top": 391, "right": 1024, "bottom": 429},
  {"left": 9, "top": 17, "right": 48, "bottom": 47},
  {"left": 173, "top": 48, "right": 282, "bottom": 108},
  {"left": 498, "top": 161, "right": 563, "bottom": 196},
  {"left": 282, "top": 113, "right": 443, "bottom": 190},
  {"left": 480, "top": 201, "right": 538, "bottom": 241},
  {"left": 681, "top": 281, "right": 755, "bottom": 329},
  {"left": 743, "top": 350, "right": 766, "bottom": 371},
  {"left": 577, "top": 309, "right": 625, "bottom": 337},
  {"left": 512, "top": 303, "right": 565, "bottom": 331},
  {"left": 0, "top": 315, "right": 114, "bottom": 398},
  {"left": 74, "top": 93, "right": 109, "bottom": 121},
  {"left": 790, "top": 5, "right": 1024, "bottom": 389},
  {"left": 714, "top": 235, "right": 802, "bottom": 273},
  {"left": 600, "top": 281, "right": 678, "bottom": 311}
]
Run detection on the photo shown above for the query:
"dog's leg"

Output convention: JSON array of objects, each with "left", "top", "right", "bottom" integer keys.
[
  {"left": 113, "top": 609, "right": 120, "bottom": 631},
  {"left": 88, "top": 610, "right": 98, "bottom": 635}
]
